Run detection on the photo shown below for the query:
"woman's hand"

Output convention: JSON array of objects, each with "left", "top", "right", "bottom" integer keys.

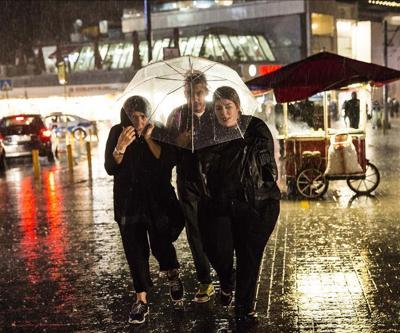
[
  {"left": 116, "top": 126, "right": 136, "bottom": 153},
  {"left": 142, "top": 123, "right": 155, "bottom": 142}
]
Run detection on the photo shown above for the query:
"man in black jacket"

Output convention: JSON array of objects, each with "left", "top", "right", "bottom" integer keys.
[{"left": 166, "top": 71, "right": 215, "bottom": 303}]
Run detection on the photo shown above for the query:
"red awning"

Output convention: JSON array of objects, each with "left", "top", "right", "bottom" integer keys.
[{"left": 246, "top": 52, "right": 400, "bottom": 103}]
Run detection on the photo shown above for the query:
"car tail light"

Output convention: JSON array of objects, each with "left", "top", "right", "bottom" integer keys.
[{"left": 39, "top": 128, "right": 52, "bottom": 142}]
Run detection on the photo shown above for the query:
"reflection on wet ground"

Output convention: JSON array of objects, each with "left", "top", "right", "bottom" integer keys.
[{"left": 0, "top": 120, "right": 400, "bottom": 332}]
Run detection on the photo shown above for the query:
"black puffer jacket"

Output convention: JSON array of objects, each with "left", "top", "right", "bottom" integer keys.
[
  {"left": 199, "top": 116, "right": 280, "bottom": 211},
  {"left": 104, "top": 110, "right": 177, "bottom": 224}
]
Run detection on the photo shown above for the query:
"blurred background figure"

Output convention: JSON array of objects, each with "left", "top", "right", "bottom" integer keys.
[
  {"left": 343, "top": 92, "right": 360, "bottom": 129},
  {"left": 390, "top": 97, "right": 399, "bottom": 118},
  {"left": 327, "top": 94, "right": 339, "bottom": 121},
  {"left": 371, "top": 100, "right": 382, "bottom": 129}
]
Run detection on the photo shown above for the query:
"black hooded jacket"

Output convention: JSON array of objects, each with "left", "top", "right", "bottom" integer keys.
[
  {"left": 198, "top": 116, "right": 280, "bottom": 210},
  {"left": 104, "top": 109, "right": 176, "bottom": 224}
]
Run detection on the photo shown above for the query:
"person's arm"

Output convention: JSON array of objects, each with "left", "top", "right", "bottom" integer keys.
[
  {"left": 104, "top": 126, "right": 136, "bottom": 174},
  {"left": 114, "top": 126, "right": 136, "bottom": 164}
]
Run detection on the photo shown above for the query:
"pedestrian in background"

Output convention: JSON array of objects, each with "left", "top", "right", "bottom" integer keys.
[
  {"left": 104, "top": 96, "right": 184, "bottom": 325},
  {"left": 198, "top": 86, "right": 280, "bottom": 325},
  {"left": 343, "top": 92, "right": 360, "bottom": 129},
  {"left": 371, "top": 100, "right": 382, "bottom": 129},
  {"left": 166, "top": 71, "right": 216, "bottom": 303}
]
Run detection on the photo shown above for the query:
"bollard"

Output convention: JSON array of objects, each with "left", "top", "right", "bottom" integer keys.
[
  {"left": 67, "top": 143, "right": 74, "bottom": 173},
  {"left": 32, "top": 149, "right": 40, "bottom": 179},
  {"left": 86, "top": 141, "right": 92, "bottom": 176}
]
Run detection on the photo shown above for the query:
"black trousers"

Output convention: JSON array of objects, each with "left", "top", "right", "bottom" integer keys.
[
  {"left": 118, "top": 217, "right": 180, "bottom": 293},
  {"left": 200, "top": 199, "right": 280, "bottom": 314},
  {"left": 177, "top": 178, "right": 211, "bottom": 285}
]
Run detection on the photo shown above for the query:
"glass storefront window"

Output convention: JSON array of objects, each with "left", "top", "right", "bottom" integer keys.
[
  {"left": 74, "top": 46, "right": 94, "bottom": 71},
  {"left": 219, "top": 34, "right": 235, "bottom": 61},
  {"left": 211, "top": 35, "right": 230, "bottom": 62},
  {"left": 139, "top": 41, "right": 148, "bottom": 66},
  {"left": 99, "top": 44, "right": 109, "bottom": 61},
  {"left": 119, "top": 43, "right": 133, "bottom": 68},
  {"left": 184, "top": 37, "right": 197, "bottom": 56},
  {"left": 240, "top": 36, "right": 264, "bottom": 61},
  {"left": 201, "top": 36, "right": 215, "bottom": 59},
  {"left": 152, "top": 39, "right": 163, "bottom": 61},
  {"left": 193, "top": 36, "right": 204, "bottom": 57},
  {"left": 110, "top": 43, "right": 125, "bottom": 69},
  {"left": 257, "top": 35, "right": 275, "bottom": 61},
  {"left": 228, "top": 36, "right": 247, "bottom": 61},
  {"left": 63, "top": 31, "right": 274, "bottom": 73},
  {"left": 179, "top": 37, "right": 188, "bottom": 56},
  {"left": 68, "top": 51, "right": 80, "bottom": 69}
]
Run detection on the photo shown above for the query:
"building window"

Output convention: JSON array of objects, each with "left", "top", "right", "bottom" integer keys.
[
  {"left": 311, "top": 13, "right": 334, "bottom": 36},
  {"left": 337, "top": 20, "right": 356, "bottom": 58}
]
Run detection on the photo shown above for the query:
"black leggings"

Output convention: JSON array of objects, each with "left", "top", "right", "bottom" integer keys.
[
  {"left": 200, "top": 199, "right": 280, "bottom": 313},
  {"left": 119, "top": 217, "right": 180, "bottom": 293}
]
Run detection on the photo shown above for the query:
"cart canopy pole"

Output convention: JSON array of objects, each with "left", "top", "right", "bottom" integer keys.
[
  {"left": 283, "top": 102, "right": 288, "bottom": 137},
  {"left": 323, "top": 91, "right": 329, "bottom": 138}
]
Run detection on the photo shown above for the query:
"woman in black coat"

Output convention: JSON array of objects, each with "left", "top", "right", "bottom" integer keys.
[
  {"left": 104, "top": 96, "right": 184, "bottom": 325},
  {"left": 198, "top": 86, "right": 280, "bottom": 325}
]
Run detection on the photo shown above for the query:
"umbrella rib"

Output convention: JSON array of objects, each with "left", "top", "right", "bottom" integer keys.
[
  {"left": 149, "top": 82, "right": 187, "bottom": 120},
  {"left": 163, "top": 61, "right": 186, "bottom": 77}
]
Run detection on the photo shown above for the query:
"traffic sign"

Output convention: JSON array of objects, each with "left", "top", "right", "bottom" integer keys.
[{"left": 0, "top": 79, "right": 12, "bottom": 91}]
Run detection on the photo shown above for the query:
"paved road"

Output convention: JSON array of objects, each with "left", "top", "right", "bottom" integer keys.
[{"left": 0, "top": 119, "right": 399, "bottom": 332}]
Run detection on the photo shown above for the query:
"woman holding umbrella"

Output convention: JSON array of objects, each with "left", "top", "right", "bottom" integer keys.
[
  {"left": 198, "top": 86, "right": 281, "bottom": 325},
  {"left": 104, "top": 96, "right": 184, "bottom": 325}
]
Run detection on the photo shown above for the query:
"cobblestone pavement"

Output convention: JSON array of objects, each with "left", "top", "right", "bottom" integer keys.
[{"left": 0, "top": 119, "right": 399, "bottom": 332}]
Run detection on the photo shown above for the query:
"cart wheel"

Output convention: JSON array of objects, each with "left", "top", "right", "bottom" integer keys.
[
  {"left": 347, "top": 162, "right": 380, "bottom": 194},
  {"left": 296, "top": 168, "right": 328, "bottom": 199}
]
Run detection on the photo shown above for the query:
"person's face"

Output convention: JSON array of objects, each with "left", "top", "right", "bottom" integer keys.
[
  {"left": 185, "top": 83, "right": 207, "bottom": 113},
  {"left": 214, "top": 98, "right": 240, "bottom": 128},
  {"left": 129, "top": 111, "right": 148, "bottom": 135}
]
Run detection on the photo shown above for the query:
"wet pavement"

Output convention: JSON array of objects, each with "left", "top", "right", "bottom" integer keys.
[{"left": 1, "top": 119, "right": 400, "bottom": 332}]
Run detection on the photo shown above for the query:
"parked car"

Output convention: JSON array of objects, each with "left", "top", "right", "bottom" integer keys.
[
  {"left": 0, "top": 114, "right": 54, "bottom": 162},
  {"left": 44, "top": 113, "right": 98, "bottom": 140},
  {"left": 0, "top": 137, "right": 6, "bottom": 171}
]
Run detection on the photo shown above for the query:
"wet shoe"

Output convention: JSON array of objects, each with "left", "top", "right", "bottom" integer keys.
[
  {"left": 168, "top": 269, "right": 184, "bottom": 303},
  {"left": 193, "top": 283, "right": 215, "bottom": 303},
  {"left": 235, "top": 311, "right": 258, "bottom": 327},
  {"left": 128, "top": 300, "right": 149, "bottom": 325},
  {"left": 220, "top": 289, "right": 233, "bottom": 306}
]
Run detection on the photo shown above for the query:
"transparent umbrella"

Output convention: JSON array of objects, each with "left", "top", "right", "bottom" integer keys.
[{"left": 118, "top": 56, "right": 259, "bottom": 150}]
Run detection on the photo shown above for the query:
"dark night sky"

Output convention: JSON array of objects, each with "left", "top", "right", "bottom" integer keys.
[{"left": 0, "top": 0, "right": 142, "bottom": 64}]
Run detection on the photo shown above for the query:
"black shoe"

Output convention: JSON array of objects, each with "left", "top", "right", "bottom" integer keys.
[
  {"left": 168, "top": 269, "right": 184, "bottom": 303},
  {"left": 220, "top": 289, "right": 233, "bottom": 306},
  {"left": 129, "top": 300, "right": 149, "bottom": 325},
  {"left": 235, "top": 311, "right": 258, "bottom": 327}
]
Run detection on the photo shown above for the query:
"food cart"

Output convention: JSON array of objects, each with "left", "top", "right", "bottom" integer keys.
[{"left": 247, "top": 52, "right": 400, "bottom": 199}]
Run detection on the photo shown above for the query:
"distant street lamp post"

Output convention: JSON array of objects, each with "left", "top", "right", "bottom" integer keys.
[
  {"left": 383, "top": 17, "right": 400, "bottom": 133},
  {"left": 144, "top": 0, "right": 152, "bottom": 63},
  {"left": 383, "top": 20, "right": 390, "bottom": 133}
]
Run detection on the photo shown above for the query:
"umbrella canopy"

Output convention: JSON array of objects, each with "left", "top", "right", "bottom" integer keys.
[
  {"left": 246, "top": 52, "right": 400, "bottom": 103},
  {"left": 119, "top": 55, "right": 259, "bottom": 150}
]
